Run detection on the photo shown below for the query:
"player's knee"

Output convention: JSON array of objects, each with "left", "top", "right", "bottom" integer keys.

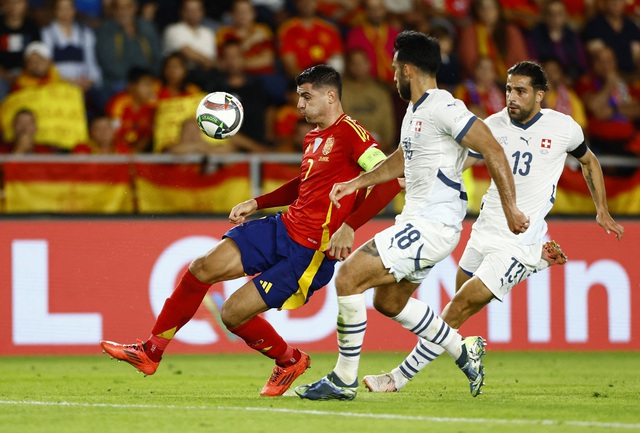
[
  {"left": 220, "top": 299, "right": 239, "bottom": 329},
  {"left": 334, "top": 263, "right": 362, "bottom": 296},
  {"left": 372, "top": 294, "right": 402, "bottom": 317},
  {"left": 188, "top": 256, "right": 213, "bottom": 283}
]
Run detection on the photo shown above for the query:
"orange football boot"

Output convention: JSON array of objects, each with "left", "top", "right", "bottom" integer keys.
[
  {"left": 100, "top": 340, "right": 159, "bottom": 376},
  {"left": 260, "top": 350, "right": 311, "bottom": 397}
]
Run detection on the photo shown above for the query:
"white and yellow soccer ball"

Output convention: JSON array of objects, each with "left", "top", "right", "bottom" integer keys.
[{"left": 195, "top": 91, "right": 244, "bottom": 139}]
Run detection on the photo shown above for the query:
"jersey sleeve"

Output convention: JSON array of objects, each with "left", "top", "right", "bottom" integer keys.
[
  {"left": 431, "top": 99, "right": 477, "bottom": 143},
  {"left": 566, "top": 116, "right": 585, "bottom": 153},
  {"left": 341, "top": 116, "right": 385, "bottom": 170}
]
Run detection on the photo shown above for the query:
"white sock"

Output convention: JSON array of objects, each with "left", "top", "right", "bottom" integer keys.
[
  {"left": 397, "top": 337, "right": 446, "bottom": 381},
  {"left": 393, "top": 297, "right": 463, "bottom": 360},
  {"left": 333, "top": 293, "right": 367, "bottom": 385}
]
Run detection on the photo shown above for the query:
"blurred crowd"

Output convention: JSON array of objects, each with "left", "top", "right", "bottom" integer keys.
[{"left": 0, "top": 0, "right": 640, "bottom": 170}]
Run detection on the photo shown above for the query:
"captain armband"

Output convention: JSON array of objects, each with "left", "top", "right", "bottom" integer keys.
[{"left": 357, "top": 147, "right": 387, "bottom": 171}]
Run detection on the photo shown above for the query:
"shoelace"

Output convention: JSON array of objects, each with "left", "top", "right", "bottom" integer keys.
[
  {"left": 124, "top": 339, "right": 146, "bottom": 352},
  {"left": 267, "top": 366, "right": 285, "bottom": 383}
]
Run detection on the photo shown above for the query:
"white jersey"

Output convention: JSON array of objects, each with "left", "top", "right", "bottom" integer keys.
[
  {"left": 399, "top": 89, "right": 477, "bottom": 231},
  {"left": 474, "top": 108, "right": 585, "bottom": 245}
]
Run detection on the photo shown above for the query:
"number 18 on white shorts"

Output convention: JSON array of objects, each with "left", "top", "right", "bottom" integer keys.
[{"left": 374, "top": 219, "right": 461, "bottom": 284}]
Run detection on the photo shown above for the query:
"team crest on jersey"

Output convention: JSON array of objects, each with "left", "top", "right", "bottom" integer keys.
[
  {"left": 322, "top": 136, "right": 334, "bottom": 155},
  {"left": 497, "top": 136, "right": 508, "bottom": 147},
  {"left": 402, "top": 136, "right": 413, "bottom": 160},
  {"left": 541, "top": 138, "right": 552, "bottom": 154}
]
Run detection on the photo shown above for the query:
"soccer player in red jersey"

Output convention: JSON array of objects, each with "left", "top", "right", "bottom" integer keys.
[{"left": 100, "top": 64, "right": 401, "bottom": 397}]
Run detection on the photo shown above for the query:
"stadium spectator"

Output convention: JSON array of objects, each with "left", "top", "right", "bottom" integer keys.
[
  {"left": 163, "top": 118, "right": 236, "bottom": 154},
  {"left": 361, "top": 61, "right": 625, "bottom": 394},
  {"left": 95, "top": 0, "right": 162, "bottom": 99},
  {"left": 85, "top": 115, "right": 131, "bottom": 153},
  {"left": 295, "top": 31, "right": 526, "bottom": 401},
  {"left": 582, "top": 0, "right": 640, "bottom": 80},
  {"left": 157, "top": 52, "right": 201, "bottom": 100},
  {"left": 161, "top": 0, "right": 216, "bottom": 89},
  {"left": 272, "top": 79, "right": 305, "bottom": 153},
  {"left": 1, "top": 109, "right": 58, "bottom": 154},
  {"left": 216, "top": 0, "right": 285, "bottom": 104},
  {"left": 10, "top": 42, "right": 64, "bottom": 92},
  {"left": 454, "top": 56, "right": 505, "bottom": 119},
  {"left": 277, "top": 0, "right": 344, "bottom": 79},
  {"left": 575, "top": 46, "right": 640, "bottom": 156},
  {"left": 422, "top": 0, "right": 471, "bottom": 21},
  {"left": 345, "top": 0, "right": 400, "bottom": 84},
  {"left": 499, "top": 0, "right": 541, "bottom": 30},
  {"left": 0, "top": 0, "right": 40, "bottom": 99},
  {"left": 527, "top": 0, "right": 588, "bottom": 83},
  {"left": 217, "top": 0, "right": 276, "bottom": 76},
  {"left": 100, "top": 64, "right": 402, "bottom": 398},
  {"left": 206, "top": 39, "right": 275, "bottom": 145},
  {"left": 341, "top": 48, "right": 396, "bottom": 153},
  {"left": 432, "top": 25, "right": 462, "bottom": 93},
  {"left": 40, "top": 0, "right": 104, "bottom": 116},
  {"left": 542, "top": 57, "right": 587, "bottom": 129},
  {"left": 458, "top": 0, "right": 529, "bottom": 79},
  {"left": 164, "top": 117, "right": 268, "bottom": 154},
  {"left": 41, "top": 0, "right": 102, "bottom": 91},
  {"left": 251, "top": 0, "right": 288, "bottom": 28},
  {"left": 105, "top": 66, "right": 158, "bottom": 153}
]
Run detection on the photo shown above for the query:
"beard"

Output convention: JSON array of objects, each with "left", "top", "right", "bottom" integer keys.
[
  {"left": 397, "top": 79, "right": 411, "bottom": 101},
  {"left": 507, "top": 104, "right": 534, "bottom": 123}
]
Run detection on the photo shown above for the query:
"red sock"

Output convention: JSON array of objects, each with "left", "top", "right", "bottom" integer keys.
[
  {"left": 229, "top": 316, "right": 301, "bottom": 367},
  {"left": 144, "top": 269, "right": 211, "bottom": 362}
]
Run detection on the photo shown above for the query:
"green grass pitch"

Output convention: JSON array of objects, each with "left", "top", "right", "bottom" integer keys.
[{"left": 1, "top": 351, "right": 639, "bottom": 433}]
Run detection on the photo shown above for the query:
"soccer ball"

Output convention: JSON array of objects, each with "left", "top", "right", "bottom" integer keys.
[{"left": 195, "top": 91, "right": 244, "bottom": 139}]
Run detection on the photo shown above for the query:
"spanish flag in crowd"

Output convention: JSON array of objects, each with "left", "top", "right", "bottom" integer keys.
[{"left": 2, "top": 161, "right": 133, "bottom": 213}]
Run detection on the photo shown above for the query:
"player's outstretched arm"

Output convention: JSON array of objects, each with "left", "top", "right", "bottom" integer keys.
[
  {"left": 229, "top": 176, "right": 301, "bottom": 224},
  {"left": 328, "top": 179, "right": 402, "bottom": 260},
  {"left": 461, "top": 119, "right": 529, "bottom": 235},
  {"left": 576, "top": 149, "right": 624, "bottom": 240},
  {"left": 329, "top": 147, "right": 404, "bottom": 208}
]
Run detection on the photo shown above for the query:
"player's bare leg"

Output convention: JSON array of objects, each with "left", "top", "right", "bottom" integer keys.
[
  {"left": 364, "top": 240, "right": 568, "bottom": 393},
  {"left": 221, "top": 282, "right": 311, "bottom": 397},
  {"left": 101, "top": 238, "right": 245, "bottom": 375},
  {"left": 296, "top": 239, "right": 485, "bottom": 400}
]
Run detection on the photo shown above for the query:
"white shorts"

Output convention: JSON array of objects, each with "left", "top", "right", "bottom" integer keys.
[
  {"left": 459, "top": 227, "right": 543, "bottom": 300},
  {"left": 374, "top": 219, "right": 460, "bottom": 283}
]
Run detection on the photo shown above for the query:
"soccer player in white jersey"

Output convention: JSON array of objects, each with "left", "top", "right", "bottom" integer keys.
[
  {"left": 362, "top": 61, "right": 625, "bottom": 394},
  {"left": 295, "top": 31, "right": 531, "bottom": 401}
]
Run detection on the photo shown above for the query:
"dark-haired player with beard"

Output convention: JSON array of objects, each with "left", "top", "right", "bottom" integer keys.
[
  {"left": 363, "top": 61, "right": 624, "bottom": 394},
  {"left": 295, "top": 31, "right": 530, "bottom": 401}
]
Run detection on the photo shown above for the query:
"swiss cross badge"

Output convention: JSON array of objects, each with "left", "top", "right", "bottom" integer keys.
[
  {"left": 414, "top": 121, "right": 422, "bottom": 132},
  {"left": 541, "top": 138, "right": 552, "bottom": 149}
]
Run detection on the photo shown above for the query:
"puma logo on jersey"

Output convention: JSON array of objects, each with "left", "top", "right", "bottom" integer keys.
[{"left": 520, "top": 136, "right": 532, "bottom": 146}]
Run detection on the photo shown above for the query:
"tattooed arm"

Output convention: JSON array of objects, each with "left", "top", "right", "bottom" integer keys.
[{"left": 576, "top": 149, "right": 624, "bottom": 240}]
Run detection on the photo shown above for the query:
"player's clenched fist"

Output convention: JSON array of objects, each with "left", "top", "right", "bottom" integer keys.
[{"left": 229, "top": 199, "right": 258, "bottom": 224}]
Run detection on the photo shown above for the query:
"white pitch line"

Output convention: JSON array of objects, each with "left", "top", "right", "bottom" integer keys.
[{"left": 1, "top": 400, "right": 639, "bottom": 430}]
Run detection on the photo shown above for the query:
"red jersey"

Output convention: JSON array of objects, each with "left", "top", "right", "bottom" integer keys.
[
  {"left": 277, "top": 17, "right": 343, "bottom": 71},
  {"left": 281, "top": 114, "right": 380, "bottom": 250}
]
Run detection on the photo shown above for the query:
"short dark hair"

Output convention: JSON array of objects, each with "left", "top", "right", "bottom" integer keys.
[
  {"left": 393, "top": 30, "right": 441, "bottom": 76},
  {"left": 507, "top": 61, "right": 548, "bottom": 91},
  {"left": 295, "top": 64, "right": 342, "bottom": 100},
  {"left": 127, "top": 66, "right": 154, "bottom": 84}
]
